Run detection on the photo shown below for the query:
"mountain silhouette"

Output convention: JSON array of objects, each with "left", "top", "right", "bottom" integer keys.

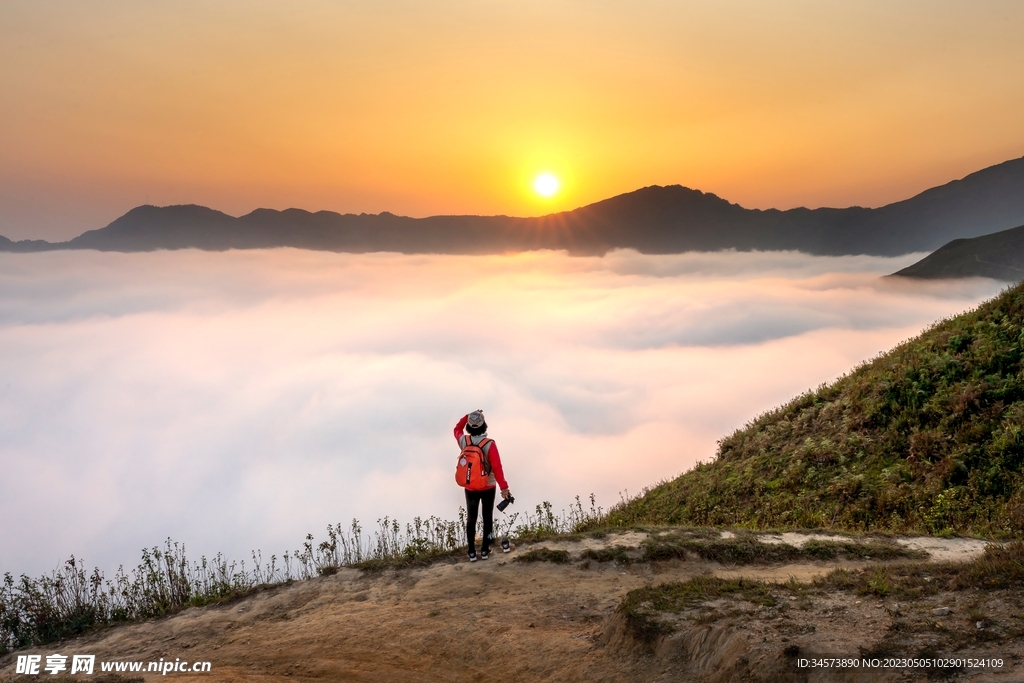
[
  {"left": 892, "top": 223, "right": 1024, "bottom": 281},
  {"left": 4, "top": 155, "right": 1024, "bottom": 256}
]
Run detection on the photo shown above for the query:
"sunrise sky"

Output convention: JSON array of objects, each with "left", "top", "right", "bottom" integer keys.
[{"left": 3, "top": 1, "right": 1024, "bottom": 241}]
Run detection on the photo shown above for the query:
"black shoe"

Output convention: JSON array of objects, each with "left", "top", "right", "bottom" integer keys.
[
  {"left": 480, "top": 549, "right": 490, "bottom": 560},
  {"left": 468, "top": 551, "right": 477, "bottom": 562},
  {"left": 501, "top": 538, "right": 511, "bottom": 553}
]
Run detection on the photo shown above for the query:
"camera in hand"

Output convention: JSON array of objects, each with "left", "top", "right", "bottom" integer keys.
[{"left": 497, "top": 495, "right": 515, "bottom": 512}]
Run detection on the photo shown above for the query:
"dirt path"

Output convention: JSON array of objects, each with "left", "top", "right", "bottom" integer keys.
[{"left": 1, "top": 531, "right": 1018, "bottom": 683}]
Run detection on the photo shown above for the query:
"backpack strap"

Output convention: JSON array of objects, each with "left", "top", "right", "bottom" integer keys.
[{"left": 478, "top": 438, "right": 494, "bottom": 476}]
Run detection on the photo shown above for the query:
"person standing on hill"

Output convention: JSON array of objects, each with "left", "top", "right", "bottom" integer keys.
[{"left": 454, "top": 410, "right": 511, "bottom": 561}]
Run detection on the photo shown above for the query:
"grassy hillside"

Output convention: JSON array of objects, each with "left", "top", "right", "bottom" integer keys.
[{"left": 602, "top": 282, "right": 1024, "bottom": 537}]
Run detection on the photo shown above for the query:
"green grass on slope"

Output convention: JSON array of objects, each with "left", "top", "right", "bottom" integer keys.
[{"left": 602, "top": 282, "right": 1024, "bottom": 537}]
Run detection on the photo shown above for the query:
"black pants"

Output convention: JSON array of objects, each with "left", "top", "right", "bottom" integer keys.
[{"left": 465, "top": 487, "right": 496, "bottom": 553}]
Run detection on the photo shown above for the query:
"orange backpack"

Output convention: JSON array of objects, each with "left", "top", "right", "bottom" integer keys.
[{"left": 456, "top": 437, "right": 494, "bottom": 491}]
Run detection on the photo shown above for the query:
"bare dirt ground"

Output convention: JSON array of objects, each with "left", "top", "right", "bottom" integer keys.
[{"left": 2, "top": 530, "right": 1021, "bottom": 683}]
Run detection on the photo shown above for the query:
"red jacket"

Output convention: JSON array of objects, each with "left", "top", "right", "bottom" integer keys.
[{"left": 454, "top": 415, "right": 508, "bottom": 491}]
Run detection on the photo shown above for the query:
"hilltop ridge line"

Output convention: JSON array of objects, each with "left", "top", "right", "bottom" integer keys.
[{"left": 4, "top": 155, "right": 1024, "bottom": 257}]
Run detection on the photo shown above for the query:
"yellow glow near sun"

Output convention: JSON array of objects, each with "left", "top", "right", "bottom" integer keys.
[{"left": 533, "top": 173, "right": 560, "bottom": 197}]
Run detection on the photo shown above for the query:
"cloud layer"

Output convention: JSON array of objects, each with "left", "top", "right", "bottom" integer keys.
[{"left": 0, "top": 249, "right": 1005, "bottom": 575}]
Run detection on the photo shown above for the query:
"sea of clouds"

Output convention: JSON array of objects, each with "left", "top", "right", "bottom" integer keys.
[{"left": 0, "top": 248, "right": 1006, "bottom": 576}]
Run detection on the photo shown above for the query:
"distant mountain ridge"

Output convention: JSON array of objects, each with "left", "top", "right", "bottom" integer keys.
[
  {"left": 892, "top": 223, "right": 1024, "bottom": 281},
  {"left": 4, "top": 155, "right": 1024, "bottom": 256}
]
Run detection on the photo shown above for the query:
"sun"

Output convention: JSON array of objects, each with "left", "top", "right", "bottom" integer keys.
[{"left": 533, "top": 173, "right": 560, "bottom": 197}]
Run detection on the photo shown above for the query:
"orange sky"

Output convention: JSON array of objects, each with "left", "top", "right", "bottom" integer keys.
[{"left": 2, "top": 1, "right": 1024, "bottom": 240}]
